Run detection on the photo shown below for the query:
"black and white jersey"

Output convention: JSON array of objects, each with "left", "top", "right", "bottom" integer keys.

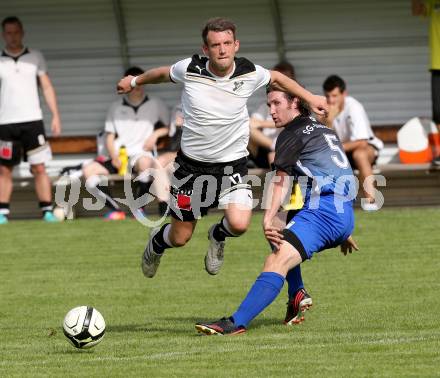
[
  {"left": 170, "top": 55, "right": 271, "bottom": 163},
  {"left": 104, "top": 95, "right": 170, "bottom": 157},
  {"left": 0, "top": 48, "right": 47, "bottom": 125}
]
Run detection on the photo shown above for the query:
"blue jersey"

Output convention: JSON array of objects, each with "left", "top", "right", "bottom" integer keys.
[
  {"left": 274, "top": 115, "right": 355, "bottom": 259},
  {"left": 273, "top": 115, "right": 355, "bottom": 206}
]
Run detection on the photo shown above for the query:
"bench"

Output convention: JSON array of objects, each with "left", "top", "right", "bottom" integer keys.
[
  {"left": 8, "top": 126, "right": 440, "bottom": 219},
  {"left": 13, "top": 125, "right": 401, "bottom": 179}
]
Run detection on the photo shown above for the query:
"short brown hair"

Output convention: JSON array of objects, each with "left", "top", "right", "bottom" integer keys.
[
  {"left": 202, "top": 17, "right": 236, "bottom": 45},
  {"left": 266, "top": 86, "right": 310, "bottom": 116},
  {"left": 2, "top": 16, "right": 23, "bottom": 31},
  {"left": 273, "top": 61, "right": 295, "bottom": 80},
  {"left": 323, "top": 75, "right": 346, "bottom": 93}
]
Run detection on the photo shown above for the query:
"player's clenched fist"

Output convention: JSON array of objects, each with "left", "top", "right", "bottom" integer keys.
[
  {"left": 309, "top": 94, "right": 329, "bottom": 117},
  {"left": 117, "top": 75, "right": 135, "bottom": 94}
]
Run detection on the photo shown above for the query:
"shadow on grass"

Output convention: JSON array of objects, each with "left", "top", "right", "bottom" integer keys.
[
  {"left": 106, "top": 316, "right": 282, "bottom": 335},
  {"left": 55, "top": 347, "right": 102, "bottom": 355},
  {"left": 107, "top": 323, "right": 190, "bottom": 334}
]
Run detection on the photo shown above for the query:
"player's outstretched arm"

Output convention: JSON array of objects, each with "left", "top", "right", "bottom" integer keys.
[
  {"left": 117, "top": 66, "right": 172, "bottom": 94},
  {"left": 270, "top": 70, "right": 328, "bottom": 117}
]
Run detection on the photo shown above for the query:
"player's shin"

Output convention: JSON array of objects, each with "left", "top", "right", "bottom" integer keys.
[
  {"left": 211, "top": 216, "right": 239, "bottom": 242},
  {"left": 286, "top": 265, "right": 304, "bottom": 298},
  {"left": 231, "top": 272, "right": 285, "bottom": 328},
  {"left": 142, "top": 223, "right": 174, "bottom": 278},
  {"left": 150, "top": 223, "right": 173, "bottom": 254}
]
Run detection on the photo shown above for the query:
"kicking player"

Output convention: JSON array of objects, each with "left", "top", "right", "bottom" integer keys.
[
  {"left": 117, "top": 18, "right": 328, "bottom": 278},
  {"left": 195, "top": 88, "right": 358, "bottom": 335}
]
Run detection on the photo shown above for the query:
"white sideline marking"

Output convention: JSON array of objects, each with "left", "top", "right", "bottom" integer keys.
[{"left": 1, "top": 334, "right": 438, "bottom": 367}]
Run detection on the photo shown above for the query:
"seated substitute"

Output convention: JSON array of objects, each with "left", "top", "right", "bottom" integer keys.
[
  {"left": 82, "top": 66, "right": 170, "bottom": 220},
  {"left": 322, "top": 75, "right": 383, "bottom": 211},
  {"left": 195, "top": 88, "right": 358, "bottom": 335},
  {"left": 248, "top": 61, "right": 296, "bottom": 167}
]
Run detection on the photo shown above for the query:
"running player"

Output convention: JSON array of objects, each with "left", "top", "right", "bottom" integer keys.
[{"left": 117, "top": 18, "right": 328, "bottom": 278}]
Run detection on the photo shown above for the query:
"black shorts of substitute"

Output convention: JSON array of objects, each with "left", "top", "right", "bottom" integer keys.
[
  {"left": 169, "top": 151, "right": 250, "bottom": 221},
  {"left": 95, "top": 157, "right": 118, "bottom": 174},
  {"left": 0, "top": 120, "right": 50, "bottom": 166},
  {"left": 432, "top": 70, "right": 440, "bottom": 125}
]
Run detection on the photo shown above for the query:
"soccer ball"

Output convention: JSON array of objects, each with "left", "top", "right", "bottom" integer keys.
[
  {"left": 53, "top": 206, "right": 66, "bottom": 221},
  {"left": 63, "top": 306, "right": 105, "bottom": 349}
]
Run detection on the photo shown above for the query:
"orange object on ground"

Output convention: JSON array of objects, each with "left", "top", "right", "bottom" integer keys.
[{"left": 397, "top": 117, "right": 439, "bottom": 164}]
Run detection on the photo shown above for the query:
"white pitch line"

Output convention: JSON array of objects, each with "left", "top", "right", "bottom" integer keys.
[{"left": 1, "top": 334, "right": 439, "bottom": 367}]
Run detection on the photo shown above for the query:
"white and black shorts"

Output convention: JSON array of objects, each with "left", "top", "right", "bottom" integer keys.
[
  {"left": 170, "top": 151, "right": 253, "bottom": 221},
  {"left": 0, "top": 120, "right": 52, "bottom": 166}
]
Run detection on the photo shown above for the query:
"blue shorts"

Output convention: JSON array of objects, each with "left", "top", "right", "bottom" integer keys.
[{"left": 282, "top": 194, "right": 354, "bottom": 261}]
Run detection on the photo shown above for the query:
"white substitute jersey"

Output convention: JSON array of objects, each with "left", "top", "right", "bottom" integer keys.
[
  {"left": 333, "top": 96, "right": 383, "bottom": 151},
  {"left": 0, "top": 48, "right": 47, "bottom": 125},
  {"left": 104, "top": 95, "right": 170, "bottom": 157},
  {"left": 170, "top": 55, "right": 271, "bottom": 163}
]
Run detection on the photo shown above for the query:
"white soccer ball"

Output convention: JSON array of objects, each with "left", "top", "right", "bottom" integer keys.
[
  {"left": 53, "top": 206, "right": 66, "bottom": 221},
  {"left": 63, "top": 306, "right": 105, "bottom": 349}
]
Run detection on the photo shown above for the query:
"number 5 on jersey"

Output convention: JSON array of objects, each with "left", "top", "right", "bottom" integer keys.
[{"left": 323, "top": 134, "right": 350, "bottom": 169}]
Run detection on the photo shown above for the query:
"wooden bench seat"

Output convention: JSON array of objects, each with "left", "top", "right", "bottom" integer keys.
[{"left": 9, "top": 125, "right": 440, "bottom": 219}]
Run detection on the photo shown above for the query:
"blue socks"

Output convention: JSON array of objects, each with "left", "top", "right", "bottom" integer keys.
[
  {"left": 286, "top": 265, "right": 304, "bottom": 299},
  {"left": 232, "top": 272, "right": 284, "bottom": 328}
]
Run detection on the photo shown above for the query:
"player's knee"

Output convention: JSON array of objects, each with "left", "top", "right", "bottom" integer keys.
[
  {"left": 83, "top": 163, "right": 105, "bottom": 179},
  {"left": 170, "top": 237, "right": 188, "bottom": 247},
  {"left": 263, "top": 253, "right": 289, "bottom": 272},
  {"left": 170, "top": 231, "right": 192, "bottom": 247},
  {"left": 352, "top": 145, "right": 366, "bottom": 157},
  {"left": 352, "top": 148, "right": 370, "bottom": 164},
  {"left": 278, "top": 250, "right": 295, "bottom": 267},
  {"left": 136, "top": 157, "right": 153, "bottom": 172},
  {"left": 30, "top": 164, "right": 46, "bottom": 176},
  {"left": 226, "top": 218, "right": 250, "bottom": 235},
  {"left": 0, "top": 165, "right": 13, "bottom": 177}
]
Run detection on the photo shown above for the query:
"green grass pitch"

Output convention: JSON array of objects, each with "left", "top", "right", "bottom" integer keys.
[{"left": 1, "top": 208, "right": 440, "bottom": 377}]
